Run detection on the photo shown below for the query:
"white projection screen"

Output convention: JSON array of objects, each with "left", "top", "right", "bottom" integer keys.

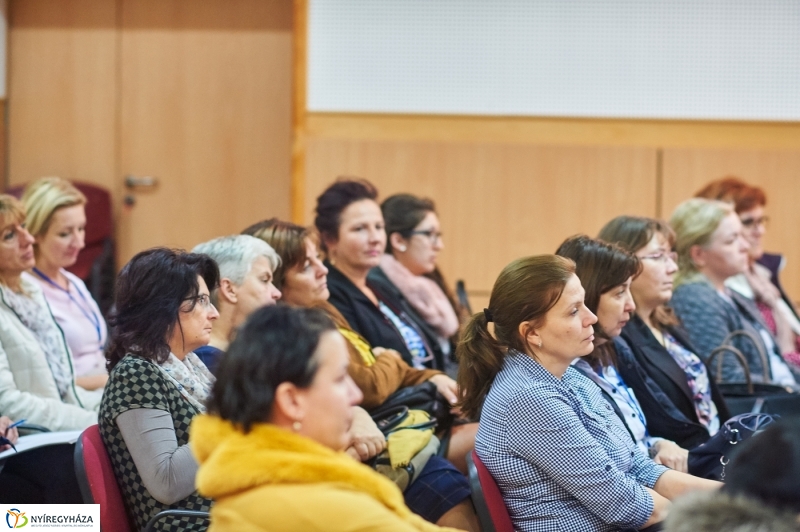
[{"left": 307, "top": 0, "right": 800, "bottom": 121}]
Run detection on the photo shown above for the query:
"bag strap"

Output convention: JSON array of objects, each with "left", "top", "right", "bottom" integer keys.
[
  {"left": 722, "top": 329, "right": 770, "bottom": 379},
  {"left": 707, "top": 344, "right": 754, "bottom": 394}
]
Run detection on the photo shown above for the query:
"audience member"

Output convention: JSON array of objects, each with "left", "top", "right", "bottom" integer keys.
[
  {"left": 379, "top": 194, "right": 463, "bottom": 371},
  {"left": 192, "top": 305, "right": 463, "bottom": 532},
  {"left": 244, "top": 218, "right": 478, "bottom": 528},
  {"left": 22, "top": 177, "right": 108, "bottom": 390},
  {"left": 0, "top": 194, "right": 98, "bottom": 431},
  {"left": 458, "top": 254, "right": 720, "bottom": 532},
  {"left": 100, "top": 248, "right": 218, "bottom": 531},
  {"left": 665, "top": 419, "right": 800, "bottom": 532},
  {"left": 599, "top": 216, "right": 730, "bottom": 449},
  {"left": 696, "top": 177, "right": 800, "bottom": 368},
  {"left": 557, "top": 235, "right": 692, "bottom": 472},
  {"left": 315, "top": 179, "right": 446, "bottom": 371},
  {"left": 669, "top": 198, "right": 797, "bottom": 386},
  {"left": 190, "top": 235, "right": 282, "bottom": 373}
]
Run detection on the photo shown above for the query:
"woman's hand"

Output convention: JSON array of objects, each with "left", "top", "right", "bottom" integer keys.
[
  {"left": 652, "top": 440, "right": 689, "bottom": 473},
  {"left": 0, "top": 416, "right": 19, "bottom": 451},
  {"left": 344, "top": 406, "right": 386, "bottom": 462},
  {"left": 429, "top": 374, "right": 459, "bottom": 405}
]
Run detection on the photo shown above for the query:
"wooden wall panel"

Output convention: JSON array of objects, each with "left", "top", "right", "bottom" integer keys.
[
  {"left": 117, "top": 0, "right": 293, "bottom": 262},
  {"left": 304, "top": 138, "right": 657, "bottom": 293},
  {"left": 662, "top": 148, "right": 800, "bottom": 300},
  {"left": 8, "top": 0, "right": 117, "bottom": 189}
]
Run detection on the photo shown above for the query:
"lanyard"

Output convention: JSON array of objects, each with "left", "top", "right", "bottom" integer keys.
[{"left": 33, "top": 268, "right": 102, "bottom": 343}]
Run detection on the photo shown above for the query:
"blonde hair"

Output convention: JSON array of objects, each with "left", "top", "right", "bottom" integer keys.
[
  {"left": 0, "top": 195, "right": 28, "bottom": 289},
  {"left": 21, "top": 177, "right": 87, "bottom": 239},
  {"left": 669, "top": 198, "right": 734, "bottom": 286}
]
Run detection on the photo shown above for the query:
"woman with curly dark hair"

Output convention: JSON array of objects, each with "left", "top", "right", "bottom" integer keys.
[{"left": 99, "top": 248, "right": 219, "bottom": 532}]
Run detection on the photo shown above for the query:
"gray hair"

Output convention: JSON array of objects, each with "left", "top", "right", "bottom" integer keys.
[{"left": 192, "top": 235, "right": 281, "bottom": 298}]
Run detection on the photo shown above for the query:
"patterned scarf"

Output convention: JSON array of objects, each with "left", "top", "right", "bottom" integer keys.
[
  {"left": 157, "top": 351, "right": 215, "bottom": 412},
  {"left": 1, "top": 284, "right": 72, "bottom": 399}
]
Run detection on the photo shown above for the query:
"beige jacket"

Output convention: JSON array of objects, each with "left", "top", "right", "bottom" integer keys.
[{"left": 0, "top": 273, "right": 99, "bottom": 430}]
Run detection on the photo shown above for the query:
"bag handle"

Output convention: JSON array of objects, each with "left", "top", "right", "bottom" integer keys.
[
  {"left": 722, "top": 329, "right": 769, "bottom": 380},
  {"left": 707, "top": 344, "right": 754, "bottom": 394}
]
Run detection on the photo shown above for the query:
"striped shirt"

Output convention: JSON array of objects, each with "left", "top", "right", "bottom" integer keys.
[{"left": 476, "top": 350, "right": 668, "bottom": 532}]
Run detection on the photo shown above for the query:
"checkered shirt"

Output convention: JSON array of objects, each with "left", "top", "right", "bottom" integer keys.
[
  {"left": 99, "top": 355, "right": 212, "bottom": 532},
  {"left": 476, "top": 351, "right": 668, "bottom": 532}
]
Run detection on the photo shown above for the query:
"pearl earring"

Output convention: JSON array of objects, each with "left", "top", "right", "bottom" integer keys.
[
  {"left": 398, "top": 245, "right": 407, "bottom": 252},
  {"left": 292, "top": 421, "right": 302, "bottom": 431},
  {"left": 538, "top": 340, "right": 542, "bottom": 348}
]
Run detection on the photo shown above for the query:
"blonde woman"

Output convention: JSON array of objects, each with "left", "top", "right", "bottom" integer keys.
[
  {"left": 22, "top": 177, "right": 107, "bottom": 390},
  {"left": 669, "top": 198, "right": 796, "bottom": 387}
]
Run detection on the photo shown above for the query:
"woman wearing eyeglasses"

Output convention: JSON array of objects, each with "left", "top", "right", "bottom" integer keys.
[
  {"left": 696, "top": 177, "right": 800, "bottom": 370},
  {"left": 598, "top": 216, "right": 731, "bottom": 450},
  {"left": 99, "top": 248, "right": 219, "bottom": 532},
  {"left": 376, "top": 194, "right": 464, "bottom": 373}
]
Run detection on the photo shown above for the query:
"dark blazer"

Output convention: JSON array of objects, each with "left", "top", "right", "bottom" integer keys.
[
  {"left": 325, "top": 262, "right": 444, "bottom": 370},
  {"left": 617, "top": 315, "right": 731, "bottom": 450}
]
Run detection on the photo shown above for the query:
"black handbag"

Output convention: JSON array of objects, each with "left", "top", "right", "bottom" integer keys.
[
  {"left": 368, "top": 381, "right": 454, "bottom": 431},
  {"left": 708, "top": 339, "right": 800, "bottom": 416},
  {"left": 687, "top": 412, "right": 775, "bottom": 480}
]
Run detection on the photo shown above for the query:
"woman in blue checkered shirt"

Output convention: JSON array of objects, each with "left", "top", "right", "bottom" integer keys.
[{"left": 457, "top": 255, "right": 720, "bottom": 532}]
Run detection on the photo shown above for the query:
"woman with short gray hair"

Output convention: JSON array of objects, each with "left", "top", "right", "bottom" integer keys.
[{"left": 191, "top": 235, "right": 282, "bottom": 372}]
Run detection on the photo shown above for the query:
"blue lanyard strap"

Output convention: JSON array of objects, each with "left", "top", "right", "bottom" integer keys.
[{"left": 33, "top": 268, "right": 102, "bottom": 343}]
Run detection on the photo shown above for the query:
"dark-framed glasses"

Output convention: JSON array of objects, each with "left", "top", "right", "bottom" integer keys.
[
  {"left": 408, "top": 229, "right": 443, "bottom": 243},
  {"left": 740, "top": 216, "right": 769, "bottom": 229},
  {"left": 183, "top": 293, "right": 213, "bottom": 310}
]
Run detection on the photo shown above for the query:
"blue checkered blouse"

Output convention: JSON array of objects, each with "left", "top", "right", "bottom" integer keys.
[{"left": 476, "top": 350, "right": 668, "bottom": 532}]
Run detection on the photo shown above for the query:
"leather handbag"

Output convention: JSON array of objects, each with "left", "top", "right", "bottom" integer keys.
[
  {"left": 687, "top": 412, "right": 775, "bottom": 481},
  {"left": 368, "top": 381, "right": 454, "bottom": 431},
  {"left": 709, "top": 341, "right": 800, "bottom": 416}
]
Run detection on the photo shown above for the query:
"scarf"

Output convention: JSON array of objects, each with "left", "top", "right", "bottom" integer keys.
[
  {"left": 191, "top": 415, "right": 446, "bottom": 532},
  {"left": 378, "top": 254, "right": 459, "bottom": 339},
  {"left": 1, "top": 283, "right": 72, "bottom": 399},
  {"left": 157, "top": 351, "right": 215, "bottom": 412}
]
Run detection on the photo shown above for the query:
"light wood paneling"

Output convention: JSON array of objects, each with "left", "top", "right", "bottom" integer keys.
[
  {"left": 117, "top": 0, "right": 292, "bottom": 263},
  {"left": 8, "top": 0, "right": 117, "bottom": 189},
  {"left": 663, "top": 148, "right": 800, "bottom": 300},
  {"left": 304, "top": 139, "right": 657, "bottom": 293}
]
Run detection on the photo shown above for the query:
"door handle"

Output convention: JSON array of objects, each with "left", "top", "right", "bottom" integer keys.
[{"left": 124, "top": 175, "right": 159, "bottom": 189}]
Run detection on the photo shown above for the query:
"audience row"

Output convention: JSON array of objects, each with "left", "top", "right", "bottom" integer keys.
[{"left": 0, "top": 175, "right": 797, "bottom": 531}]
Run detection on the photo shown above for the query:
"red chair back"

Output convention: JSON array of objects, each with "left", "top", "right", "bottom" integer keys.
[
  {"left": 74, "top": 425, "right": 132, "bottom": 532},
  {"left": 466, "top": 450, "right": 515, "bottom": 532}
]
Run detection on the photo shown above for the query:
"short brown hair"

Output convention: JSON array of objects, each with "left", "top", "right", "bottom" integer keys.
[
  {"left": 598, "top": 215, "right": 679, "bottom": 329},
  {"left": 695, "top": 176, "right": 766, "bottom": 214},
  {"left": 457, "top": 255, "right": 575, "bottom": 419},
  {"left": 242, "top": 218, "right": 313, "bottom": 290},
  {"left": 314, "top": 178, "right": 378, "bottom": 252}
]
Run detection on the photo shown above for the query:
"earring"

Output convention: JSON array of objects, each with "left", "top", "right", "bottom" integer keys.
[
  {"left": 397, "top": 245, "right": 407, "bottom": 252},
  {"left": 292, "top": 421, "right": 302, "bottom": 432},
  {"left": 538, "top": 340, "right": 542, "bottom": 348}
]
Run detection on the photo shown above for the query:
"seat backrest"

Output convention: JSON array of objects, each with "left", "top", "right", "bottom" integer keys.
[
  {"left": 74, "top": 425, "right": 132, "bottom": 532},
  {"left": 466, "top": 450, "right": 515, "bottom": 532}
]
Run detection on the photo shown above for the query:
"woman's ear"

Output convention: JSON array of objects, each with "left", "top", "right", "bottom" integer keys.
[
  {"left": 273, "top": 381, "right": 306, "bottom": 425},
  {"left": 389, "top": 232, "right": 408, "bottom": 253},
  {"left": 689, "top": 244, "right": 706, "bottom": 269},
  {"left": 218, "top": 278, "right": 238, "bottom": 305},
  {"left": 518, "top": 320, "right": 542, "bottom": 353}
]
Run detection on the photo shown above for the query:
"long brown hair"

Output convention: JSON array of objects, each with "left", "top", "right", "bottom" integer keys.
[
  {"left": 598, "top": 215, "right": 680, "bottom": 329},
  {"left": 556, "top": 235, "right": 640, "bottom": 368},
  {"left": 457, "top": 255, "right": 575, "bottom": 420}
]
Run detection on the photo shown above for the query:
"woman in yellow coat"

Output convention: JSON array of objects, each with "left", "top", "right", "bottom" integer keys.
[{"left": 191, "top": 305, "right": 463, "bottom": 532}]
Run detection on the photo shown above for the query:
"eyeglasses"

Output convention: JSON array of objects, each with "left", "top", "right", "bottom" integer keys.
[
  {"left": 639, "top": 251, "right": 678, "bottom": 264},
  {"left": 740, "top": 216, "right": 769, "bottom": 229},
  {"left": 183, "top": 293, "right": 213, "bottom": 310},
  {"left": 408, "top": 230, "right": 443, "bottom": 243}
]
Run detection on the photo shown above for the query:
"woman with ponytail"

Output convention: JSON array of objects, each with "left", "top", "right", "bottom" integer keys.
[{"left": 458, "top": 255, "right": 719, "bottom": 532}]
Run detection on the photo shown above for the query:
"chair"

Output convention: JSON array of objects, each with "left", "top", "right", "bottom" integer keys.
[
  {"left": 455, "top": 280, "right": 473, "bottom": 316},
  {"left": 74, "top": 425, "right": 209, "bottom": 532},
  {"left": 466, "top": 450, "right": 514, "bottom": 532}
]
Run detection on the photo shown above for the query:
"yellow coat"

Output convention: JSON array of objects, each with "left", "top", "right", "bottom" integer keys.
[{"left": 191, "top": 415, "right": 459, "bottom": 532}]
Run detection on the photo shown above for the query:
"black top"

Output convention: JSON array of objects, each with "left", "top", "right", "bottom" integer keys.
[
  {"left": 326, "top": 262, "right": 445, "bottom": 370},
  {"left": 617, "top": 314, "right": 731, "bottom": 450}
]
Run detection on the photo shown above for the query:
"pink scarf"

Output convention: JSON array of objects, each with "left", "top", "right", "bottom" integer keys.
[{"left": 379, "top": 254, "right": 460, "bottom": 339}]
